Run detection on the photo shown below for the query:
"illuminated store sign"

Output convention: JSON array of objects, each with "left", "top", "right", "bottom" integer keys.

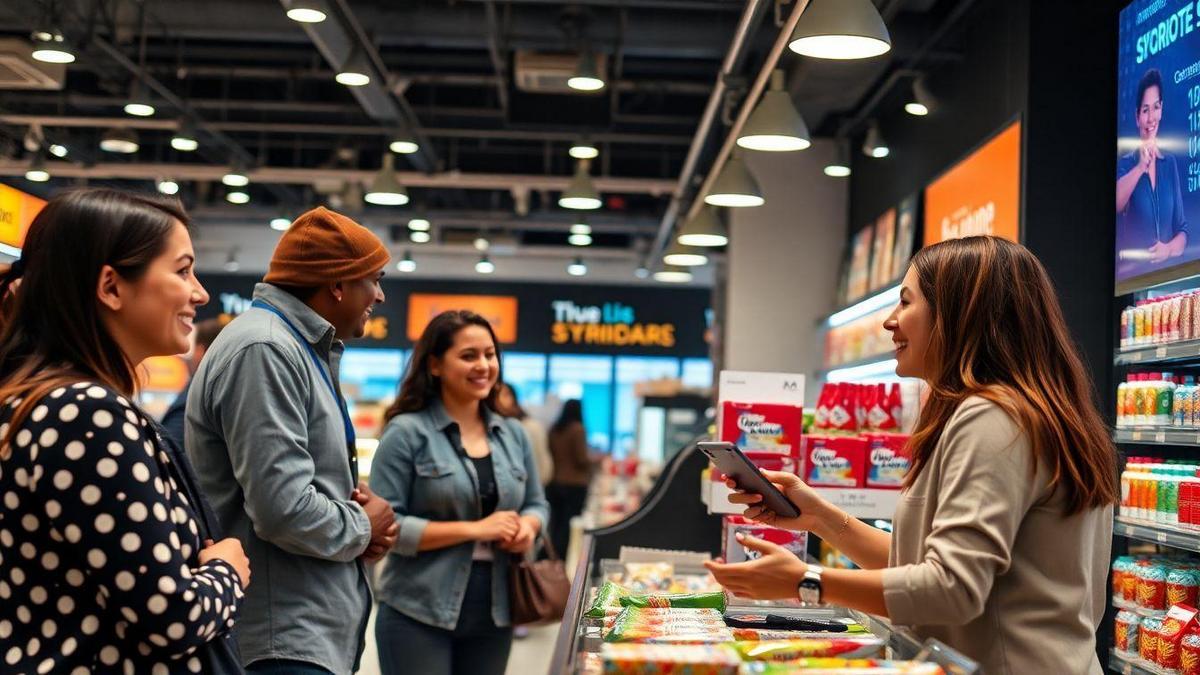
[{"left": 551, "top": 300, "right": 677, "bottom": 348}]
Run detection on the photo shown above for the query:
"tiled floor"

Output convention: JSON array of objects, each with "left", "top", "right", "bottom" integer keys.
[{"left": 354, "top": 605, "right": 560, "bottom": 675}]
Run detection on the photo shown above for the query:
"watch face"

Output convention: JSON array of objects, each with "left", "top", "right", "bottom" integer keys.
[{"left": 798, "top": 581, "right": 821, "bottom": 605}]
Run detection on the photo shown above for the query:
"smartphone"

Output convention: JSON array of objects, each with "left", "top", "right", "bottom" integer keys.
[{"left": 697, "top": 441, "right": 801, "bottom": 519}]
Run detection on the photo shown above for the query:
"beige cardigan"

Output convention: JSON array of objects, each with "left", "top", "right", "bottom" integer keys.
[{"left": 882, "top": 396, "right": 1112, "bottom": 675}]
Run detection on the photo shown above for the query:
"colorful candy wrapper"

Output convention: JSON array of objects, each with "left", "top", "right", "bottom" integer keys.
[
  {"left": 619, "top": 591, "right": 727, "bottom": 612},
  {"left": 738, "top": 660, "right": 945, "bottom": 674},
  {"left": 587, "top": 582, "right": 631, "bottom": 619},
  {"left": 1181, "top": 634, "right": 1200, "bottom": 675},
  {"left": 600, "top": 643, "right": 741, "bottom": 675},
  {"left": 732, "top": 637, "right": 887, "bottom": 661}
]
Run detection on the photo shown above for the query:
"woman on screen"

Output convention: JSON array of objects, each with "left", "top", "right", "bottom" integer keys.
[{"left": 1117, "top": 68, "right": 1188, "bottom": 264}]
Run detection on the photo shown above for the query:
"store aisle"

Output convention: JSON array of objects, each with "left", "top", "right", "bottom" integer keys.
[{"left": 354, "top": 605, "right": 557, "bottom": 675}]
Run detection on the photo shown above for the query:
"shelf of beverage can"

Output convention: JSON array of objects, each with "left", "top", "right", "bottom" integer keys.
[
  {"left": 1115, "top": 340, "right": 1200, "bottom": 366},
  {"left": 1115, "top": 516, "right": 1200, "bottom": 553},
  {"left": 1114, "top": 428, "right": 1200, "bottom": 447},
  {"left": 1109, "top": 650, "right": 1162, "bottom": 675}
]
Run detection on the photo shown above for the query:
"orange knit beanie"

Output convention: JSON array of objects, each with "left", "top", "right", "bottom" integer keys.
[{"left": 264, "top": 206, "right": 390, "bottom": 286}]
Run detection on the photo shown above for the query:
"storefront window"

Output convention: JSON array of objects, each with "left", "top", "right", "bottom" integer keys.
[
  {"left": 681, "top": 358, "right": 714, "bottom": 389},
  {"left": 613, "top": 357, "right": 680, "bottom": 459},
  {"left": 501, "top": 352, "right": 548, "bottom": 408},
  {"left": 548, "top": 354, "right": 614, "bottom": 452},
  {"left": 341, "top": 348, "right": 406, "bottom": 403}
]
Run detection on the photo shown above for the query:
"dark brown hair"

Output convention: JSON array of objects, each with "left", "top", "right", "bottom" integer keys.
[
  {"left": 384, "top": 310, "right": 503, "bottom": 421},
  {"left": 904, "top": 236, "right": 1118, "bottom": 515},
  {"left": 496, "top": 382, "right": 529, "bottom": 420},
  {"left": 194, "top": 318, "right": 225, "bottom": 351},
  {"left": 0, "top": 188, "right": 188, "bottom": 458}
]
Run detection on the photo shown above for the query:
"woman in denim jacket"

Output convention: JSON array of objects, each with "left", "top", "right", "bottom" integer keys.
[{"left": 370, "top": 310, "right": 550, "bottom": 675}]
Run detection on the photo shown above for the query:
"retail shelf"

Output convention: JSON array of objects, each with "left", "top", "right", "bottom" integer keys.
[
  {"left": 1113, "top": 427, "right": 1200, "bottom": 447},
  {"left": 818, "top": 353, "right": 896, "bottom": 376},
  {"left": 1114, "top": 516, "right": 1200, "bottom": 553},
  {"left": 1115, "top": 340, "right": 1200, "bottom": 366},
  {"left": 1109, "top": 650, "right": 1159, "bottom": 675}
]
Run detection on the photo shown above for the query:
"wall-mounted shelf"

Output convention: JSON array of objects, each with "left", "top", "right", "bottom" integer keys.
[
  {"left": 1114, "top": 428, "right": 1200, "bottom": 447},
  {"left": 1114, "top": 516, "right": 1200, "bottom": 553},
  {"left": 1115, "top": 340, "right": 1200, "bottom": 366},
  {"left": 1109, "top": 650, "right": 1159, "bottom": 675}
]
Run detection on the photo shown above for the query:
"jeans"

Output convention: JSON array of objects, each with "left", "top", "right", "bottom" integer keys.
[
  {"left": 546, "top": 483, "right": 589, "bottom": 557},
  {"left": 375, "top": 562, "right": 514, "bottom": 675},
  {"left": 245, "top": 659, "right": 333, "bottom": 675}
]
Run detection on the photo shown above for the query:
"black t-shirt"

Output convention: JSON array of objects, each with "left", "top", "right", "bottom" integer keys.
[{"left": 470, "top": 453, "right": 498, "bottom": 517}]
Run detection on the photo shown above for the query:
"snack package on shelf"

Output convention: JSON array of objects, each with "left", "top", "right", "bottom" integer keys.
[
  {"left": 813, "top": 383, "right": 905, "bottom": 433},
  {"left": 1115, "top": 610, "right": 1141, "bottom": 657},
  {"left": 619, "top": 591, "right": 728, "bottom": 612},
  {"left": 737, "top": 660, "right": 945, "bottom": 675},
  {"left": 731, "top": 637, "right": 887, "bottom": 661},
  {"left": 1158, "top": 604, "right": 1200, "bottom": 672},
  {"left": 600, "top": 643, "right": 742, "bottom": 675},
  {"left": 588, "top": 581, "right": 632, "bottom": 618},
  {"left": 604, "top": 607, "right": 734, "bottom": 644},
  {"left": 722, "top": 517, "right": 809, "bottom": 565},
  {"left": 804, "top": 436, "right": 868, "bottom": 488},
  {"left": 730, "top": 628, "right": 869, "bottom": 642},
  {"left": 622, "top": 563, "right": 675, "bottom": 593},
  {"left": 864, "top": 433, "right": 911, "bottom": 489},
  {"left": 721, "top": 402, "right": 804, "bottom": 457}
]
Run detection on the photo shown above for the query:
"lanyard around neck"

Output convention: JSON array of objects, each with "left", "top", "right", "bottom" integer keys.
[{"left": 250, "top": 299, "right": 358, "bottom": 478}]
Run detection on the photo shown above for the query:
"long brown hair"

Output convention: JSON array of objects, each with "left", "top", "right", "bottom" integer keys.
[
  {"left": 0, "top": 188, "right": 188, "bottom": 459},
  {"left": 904, "top": 236, "right": 1118, "bottom": 515},
  {"left": 384, "top": 310, "right": 503, "bottom": 421}
]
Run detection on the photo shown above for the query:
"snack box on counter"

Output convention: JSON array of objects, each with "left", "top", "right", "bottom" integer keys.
[{"left": 722, "top": 517, "right": 808, "bottom": 565}]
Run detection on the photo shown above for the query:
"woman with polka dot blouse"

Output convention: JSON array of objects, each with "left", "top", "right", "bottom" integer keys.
[{"left": 0, "top": 189, "right": 251, "bottom": 674}]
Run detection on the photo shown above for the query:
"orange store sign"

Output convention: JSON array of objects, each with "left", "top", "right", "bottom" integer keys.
[
  {"left": 0, "top": 183, "right": 46, "bottom": 249},
  {"left": 407, "top": 294, "right": 518, "bottom": 343},
  {"left": 923, "top": 121, "right": 1021, "bottom": 246}
]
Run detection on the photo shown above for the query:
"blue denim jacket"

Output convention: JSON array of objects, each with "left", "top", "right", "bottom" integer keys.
[{"left": 369, "top": 399, "right": 550, "bottom": 629}]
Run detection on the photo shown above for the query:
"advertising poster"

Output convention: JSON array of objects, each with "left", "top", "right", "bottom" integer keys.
[
  {"left": 869, "top": 208, "right": 896, "bottom": 289},
  {"left": 923, "top": 120, "right": 1021, "bottom": 247},
  {"left": 893, "top": 194, "right": 918, "bottom": 277},
  {"left": 1117, "top": 0, "right": 1200, "bottom": 289},
  {"left": 0, "top": 183, "right": 46, "bottom": 251},
  {"left": 847, "top": 224, "right": 874, "bottom": 301}
]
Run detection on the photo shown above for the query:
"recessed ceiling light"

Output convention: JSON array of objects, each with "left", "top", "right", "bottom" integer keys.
[{"left": 270, "top": 217, "right": 292, "bottom": 231}]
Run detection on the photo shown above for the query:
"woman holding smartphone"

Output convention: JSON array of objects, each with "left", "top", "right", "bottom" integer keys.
[{"left": 706, "top": 236, "right": 1117, "bottom": 674}]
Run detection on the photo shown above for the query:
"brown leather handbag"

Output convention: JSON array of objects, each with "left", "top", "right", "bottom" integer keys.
[{"left": 509, "top": 535, "right": 571, "bottom": 625}]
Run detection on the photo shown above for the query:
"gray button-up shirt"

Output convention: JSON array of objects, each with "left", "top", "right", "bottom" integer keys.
[
  {"left": 186, "top": 283, "right": 373, "bottom": 675},
  {"left": 370, "top": 399, "right": 550, "bottom": 629}
]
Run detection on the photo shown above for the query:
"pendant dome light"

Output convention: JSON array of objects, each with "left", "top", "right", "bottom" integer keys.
[
  {"left": 24, "top": 154, "right": 49, "bottom": 183},
  {"left": 567, "top": 257, "right": 587, "bottom": 276},
  {"left": 397, "top": 250, "right": 417, "bottom": 273},
  {"left": 569, "top": 138, "right": 599, "bottom": 160},
  {"left": 862, "top": 121, "right": 889, "bottom": 158},
  {"left": 904, "top": 76, "right": 934, "bottom": 116},
  {"left": 390, "top": 135, "right": 419, "bottom": 155},
  {"left": 270, "top": 217, "right": 292, "bottom": 231},
  {"left": 677, "top": 207, "right": 728, "bottom": 247},
  {"left": 30, "top": 29, "right": 75, "bottom": 64},
  {"left": 653, "top": 265, "right": 693, "bottom": 283},
  {"left": 99, "top": 127, "right": 139, "bottom": 154},
  {"left": 365, "top": 154, "right": 409, "bottom": 206},
  {"left": 156, "top": 178, "right": 180, "bottom": 195},
  {"left": 408, "top": 217, "right": 431, "bottom": 232},
  {"left": 663, "top": 241, "right": 708, "bottom": 267},
  {"left": 824, "top": 139, "right": 852, "bottom": 177},
  {"left": 123, "top": 81, "right": 155, "bottom": 117},
  {"left": 285, "top": 0, "right": 328, "bottom": 23},
  {"left": 559, "top": 159, "right": 602, "bottom": 210},
  {"left": 737, "top": 70, "right": 810, "bottom": 152},
  {"left": 171, "top": 119, "right": 199, "bottom": 152},
  {"left": 568, "top": 51, "right": 605, "bottom": 92},
  {"left": 788, "top": 0, "right": 891, "bottom": 60},
  {"left": 410, "top": 230, "right": 431, "bottom": 244},
  {"left": 336, "top": 49, "right": 371, "bottom": 87},
  {"left": 222, "top": 160, "right": 250, "bottom": 187},
  {"left": 475, "top": 255, "right": 495, "bottom": 274},
  {"left": 704, "top": 154, "right": 764, "bottom": 207}
]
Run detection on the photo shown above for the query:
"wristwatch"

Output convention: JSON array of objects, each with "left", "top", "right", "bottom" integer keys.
[{"left": 798, "top": 563, "right": 824, "bottom": 606}]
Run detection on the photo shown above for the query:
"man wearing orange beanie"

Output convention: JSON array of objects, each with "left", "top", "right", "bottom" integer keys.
[{"left": 186, "top": 207, "right": 396, "bottom": 675}]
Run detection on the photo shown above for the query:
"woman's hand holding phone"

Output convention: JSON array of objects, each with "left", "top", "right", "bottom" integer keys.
[{"left": 728, "top": 469, "right": 839, "bottom": 537}]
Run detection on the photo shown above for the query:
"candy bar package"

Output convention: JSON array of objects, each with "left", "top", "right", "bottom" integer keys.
[
  {"left": 721, "top": 402, "right": 804, "bottom": 457},
  {"left": 732, "top": 637, "right": 887, "bottom": 661},
  {"left": 604, "top": 607, "right": 734, "bottom": 644},
  {"left": 587, "top": 581, "right": 632, "bottom": 618},
  {"left": 602, "top": 608, "right": 726, "bottom": 631},
  {"left": 619, "top": 591, "right": 727, "bottom": 612},
  {"left": 864, "top": 433, "right": 911, "bottom": 489},
  {"left": 805, "top": 436, "right": 868, "bottom": 488},
  {"left": 601, "top": 643, "right": 742, "bottom": 675},
  {"left": 730, "top": 628, "right": 868, "bottom": 642},
  {"left": 722, "top": 517, "right": 809, "bottom": 566},
  {"left": 622, "top": 562, "right": 675, "bottom": 593},
  {"left": 737, "top": 659, "right": 944, "bottom": 674}
]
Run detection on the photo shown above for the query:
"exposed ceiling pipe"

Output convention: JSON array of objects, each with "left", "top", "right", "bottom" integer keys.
[
  {"left": 645, "top": 0, "right": 772, "bottom": 270},
  {"left": 0, "top": 161, "right": 676, "bottom": 194},
  {"left": 483, "top": 2, "right": 511, "bottom": 115}
]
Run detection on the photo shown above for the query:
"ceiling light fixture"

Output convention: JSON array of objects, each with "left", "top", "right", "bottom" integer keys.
[
  {"left": 270, "top": 217, "right": 292, "bottom": 231},
  {"left": 653, "top": 266, "right": 693, "bottom": 283},
  {"left": 569, "top": 139, "right": 599, "bottom": 160},
  {"left": 30, "top": 30, "right": 75, "bottom": 64},
  {"left": 171, "top": 119, "right": 199, "bottom": 152},
  {"left": 410, "top": 230, "right": 431, "bottom": 244},
  {"left": 222, "top": 161, "right": 249, "bottom": 187},
  {"left": 390, "top": 136, "right": 419, "bottom": 154},
  {"left": 824, "top": 139, "right": 852, "bottom": 177},
  {"left": 862, "top": 121, "right": 889, "bottom": 158},
  {"left": 408, "top": 218, "right": 431, "bottom": 231},
  {"left": 904, "top": 77, "right": 934, "bottom": 116},
  {"left": 634, "top": 265, "right": 650, "bottom": 279},
  {"left": 285, "top": 0, "right": 328, "bottom": 23},
  {"left": 568, "top": 233, "right": 593, "bottom": 247},
  {"left": 48, "top": 143, "right": 68, "bottom": 158},
  {"left": 704, "top": 155, "right": 764, "bottom": 207},
  {"left": 663, "top": 241, "right": 708, "bottom": 267},
  {"left": 677, "top": 207, "right": 728, "bottom": 247},
  {"left": 474, "top": 236, "right": 490, "bottom": 252},
  {"left": 567, "top": 258, "right": 587, "bottom": 276},
  {"left": 224, "top": 250, "right": 240, "bottom": 272},
  {"left": 336, "top": 50, "right": 371, "bottom": 87},
  {"left": 788, "top": 0, "right": 892, "bottom": 60},
  {"left": 364, "top": 154, "right": 409, "bottom": 206},
  {"left": 156, "top": 178, "right": 179, "bottom": 195},
  {"left": 567, "top": 51, "right": 605, "bottom": 92},
  {"left": 24, "top": 154, "right": 49, "bottom": 183},
  {"left": 475, "top": 255, "right": 495, "bottom": 274},
  {"left": 226, "top": 190, "right": 250, "bottom": 205},
  {"left": 570, "top": 222, "right": 592, "bottom": 236},
  {"left": 123, "top": 82, "right": 155, "bottom": 117},
  {"left": 397, "top": 250, "right": 416, "bottom": 273},
  {"left": 99, "top": 127, "right": 139, "bottom": 154},
  {"left": 558, "top": 159, "right": 602, "bottom": 210},
  {"left": 737, "top": 70, "right": 811, "bottom": 152}
]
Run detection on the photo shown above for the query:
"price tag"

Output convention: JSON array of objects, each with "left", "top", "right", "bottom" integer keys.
[
  {"left": 1124, "top": 663, "right": 1133, "bottom": 675},
  {"left": 1132, "top": 351, "right": 1144, "bottom": 362},
  {"left": 1158, "top": 531, "right": 1170, "bottom": 544},
  {"left": 1156, "top": 432, "right": 1167, "bottom": 443},
  {"left": 1132, "top": 431, "right": 1144, "bottom": 441},
  {"left": 1157, "top": 347, "right": 1168, "bottom": 358}
]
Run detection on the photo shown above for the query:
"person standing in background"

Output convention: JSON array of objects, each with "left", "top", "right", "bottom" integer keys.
[
  {"left": 546, "top": 399, "right": 591, "bottom": 558},
  {"left": 159, "top": 317, "right": 224, "bottom": 449},
  {"left": 186, "top": 207, "right": 397, "bottom": 675},
  {"left": 370, "top": 311, "right": 549, "bottom": 675},
  {"left": 496, "top": 382, "right": 552, "bottom": 487}
]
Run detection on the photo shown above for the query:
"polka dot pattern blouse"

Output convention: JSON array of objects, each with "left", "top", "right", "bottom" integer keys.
[{"left": 0, "top": 382, "right": 244, "bottom": 674}]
